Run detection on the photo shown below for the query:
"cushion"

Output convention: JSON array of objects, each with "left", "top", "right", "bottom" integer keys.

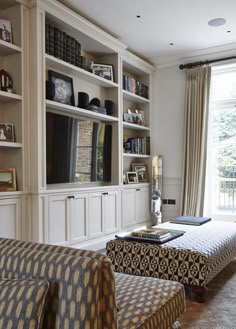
[{"left": 0, "top": 278, "right": 49, "bottom": 329}]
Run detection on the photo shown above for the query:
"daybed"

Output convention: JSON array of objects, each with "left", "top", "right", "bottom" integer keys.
[
  {"left": 106, "top": 221, "right": 236, "bottom": 300},
  {"left": 0, "top": 237, "right": 185, "bottom": 329}
]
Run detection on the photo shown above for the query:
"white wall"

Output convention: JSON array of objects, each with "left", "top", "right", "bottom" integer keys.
[{"left": 153, "top": 65, "right": 186, "bottom": 221}]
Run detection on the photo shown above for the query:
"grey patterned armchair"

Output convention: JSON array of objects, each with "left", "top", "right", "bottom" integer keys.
[{"left": 0, "top": 238, "right": 185, "bottom": 329}]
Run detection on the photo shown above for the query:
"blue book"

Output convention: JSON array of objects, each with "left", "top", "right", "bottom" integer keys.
[{"left": 170, "top": 216, "right": 211, "bottom": 226}]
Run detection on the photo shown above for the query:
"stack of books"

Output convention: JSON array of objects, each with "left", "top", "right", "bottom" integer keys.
[
  {"left": 115, "top": 227, "right": 185, "bottom": 244},
  {"left": 131, "top": 228, "right": 171, "bottom": 241}
]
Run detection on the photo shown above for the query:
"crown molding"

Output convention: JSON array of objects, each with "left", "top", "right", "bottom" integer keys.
[
  {"left": 154, "top": 43, "right": 236, "bottom": 69},
  {"left": 122, "top": 50, "right": 155, "bottom": 73}
]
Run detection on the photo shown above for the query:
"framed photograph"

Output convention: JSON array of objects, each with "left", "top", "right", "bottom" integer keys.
[
  {"left": 92, "top": 63, "right": 114, "bottom": 81},
  {"left": 0, "top": 19, "right": 12, "bottom": 43},
  {"left": 0, "top": 168, "right": 17, "bottom": 191},
  {"left": 48, "top": 70, "right": 75, "bottom": 106},
  {"left": 0, "top": 123, "right": 15, "bottom": 142},
  {"left": 126, "top": 171, "right": 138, "bottom": 184},
  {"left": 123, "top": 112, "right": 133, "bottom": 123},
  {"left": 132, "top": 163, "right": 148, "bottom": 182}
]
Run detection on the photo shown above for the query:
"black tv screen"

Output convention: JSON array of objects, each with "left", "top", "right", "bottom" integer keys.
[{"left": 46, "top": 112, "right": 112, "bottom": 184}]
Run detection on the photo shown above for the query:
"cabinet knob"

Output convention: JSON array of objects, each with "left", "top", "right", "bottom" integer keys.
[
  {"left": 102, "top": 192, "right": 108, "bottom": 195},
  {"left": 67, "top": 195, "right": 75, "bottom": 199},
  {"left": 136, "top": 189, "right": 140, "bottom": 191}
]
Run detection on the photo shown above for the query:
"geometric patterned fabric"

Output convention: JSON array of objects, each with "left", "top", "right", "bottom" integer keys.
[
  {"left": 107, "top": 221, "right": 236, "bottom": 287},
  {"left": 115, "top": 272, "right": 185, "bottom": 329},
  {"left": 0, "top": 278, "right": 49, "bottom": 329}
]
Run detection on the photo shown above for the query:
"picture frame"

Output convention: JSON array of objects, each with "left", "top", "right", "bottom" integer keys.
[
  {"left": 48, "top": 70, "right": 75, "bottom": 106},
  {"left": 132, "top": 163, "right": 148, "bottom": 182},
  {"left": 0, "top": 123, "right": 15, "bottom": 142},
  {"left": 0, "top": 168, "right": 17, "bottom": 191},
  {"left": 123, "top": 112, "right": 133, "bottom": 123},
  {"left": 126, "top": 171, "right": 139, "bottom": 184},
  {"left": 92, "top": 63, "right": 114, "bottom": 81},
  {"left": 0, "top": 19, "right": 12, "bottom": 43}
]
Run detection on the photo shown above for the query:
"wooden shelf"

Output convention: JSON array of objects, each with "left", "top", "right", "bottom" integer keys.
[
  {"left": 123, "top": 122, "right": 150, "bottom": 131},
  {"left": 0, "top": 91, "right": 22, "bottom": 103},
  {"left": 0, "top": 40, "right": 22, "bottom": 56},
  {"left": 46, "top": 54, "right": 119, "bottom": 88},
  {"left": 123, "top": 90, "right": 150, "bottom": 104},
  {"left": 123, "top": 153, "right": 150, "bottom": 158},
  {"left": 46, "top": 100, "right": 119, "bottom": 122},
  {"left": 0, "top": 141, "right": 23, "bottom": 148}
]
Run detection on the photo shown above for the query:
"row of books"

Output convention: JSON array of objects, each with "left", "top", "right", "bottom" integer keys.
[
  {"left": 45, "top": 24, "right": 89, "bottom": 70},
  {"left": 123, "top": 75, "right": 149, "bottom": 99},
  {"left": 123, "top": 136, "right": 150, "bottom": 155}
]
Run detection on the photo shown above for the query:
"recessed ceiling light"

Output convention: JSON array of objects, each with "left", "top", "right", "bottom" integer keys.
[{"left": 208, "top": 18, "right": 227, "bottom": 27}]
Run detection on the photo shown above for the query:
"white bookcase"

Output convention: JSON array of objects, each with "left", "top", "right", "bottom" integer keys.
[{"left": 1, "top": 0, "right": 154, "bottom": 243}]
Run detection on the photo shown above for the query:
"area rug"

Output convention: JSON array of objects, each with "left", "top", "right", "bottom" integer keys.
[{"left": 178, "top": 257, "right": 236, "bottom": 328}]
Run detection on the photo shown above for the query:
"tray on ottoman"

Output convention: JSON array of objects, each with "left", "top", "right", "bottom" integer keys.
[{"left": 115, "top": 228, "right": 185, "bottom": 245}]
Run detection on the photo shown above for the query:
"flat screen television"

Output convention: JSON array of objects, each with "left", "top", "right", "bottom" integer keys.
[{"left": 46, "top": 112, "right": 112, "bottom": 184}]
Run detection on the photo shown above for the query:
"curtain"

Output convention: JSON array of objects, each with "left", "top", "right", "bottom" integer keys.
[{"left": 181, "top": 66, "right": 211, "bottom": 216}]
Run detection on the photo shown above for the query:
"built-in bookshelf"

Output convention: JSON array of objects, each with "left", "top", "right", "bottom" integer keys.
[
  {"left": 1, "top": 0, "right": 155, "bottom": 244},
  {"left": 121, "top": 54, "right": 153, "bottom": 184}
]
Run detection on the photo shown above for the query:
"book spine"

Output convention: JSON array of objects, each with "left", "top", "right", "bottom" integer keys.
[
  {"left": 45, "top": 24, "right": 49, "bottom": 54},
  {"left": 48, "top": 25, "right": 54, "bottom": 56}
]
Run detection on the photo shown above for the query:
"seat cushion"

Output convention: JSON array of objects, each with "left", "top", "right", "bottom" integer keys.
[{"left": 115, "top": 273, "right": 185, "bottom": 329}]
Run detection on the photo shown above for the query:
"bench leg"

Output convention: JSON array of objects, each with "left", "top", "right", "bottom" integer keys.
[{"left": 187, "top": 285, "right": 208, "bottom": 302}]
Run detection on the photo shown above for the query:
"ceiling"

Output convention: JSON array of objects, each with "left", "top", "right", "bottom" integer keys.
[{"left": 58, "top": 0, "right": 236, "bottom": 66}]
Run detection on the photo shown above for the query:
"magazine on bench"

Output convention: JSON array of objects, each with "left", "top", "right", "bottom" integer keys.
[
  {"left": 115, "top": 228, "right": 185, "bottom": 245},
  {"left": 170, "top": 216, "right": 211, "bottom": 226}
]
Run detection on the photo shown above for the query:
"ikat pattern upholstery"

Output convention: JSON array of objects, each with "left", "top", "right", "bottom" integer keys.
[
  {"left": 0, "top": 244, "right": 103, "bottom": 329},
  {"left": 0, "top": 238, "right": 186, "bottom": 329},
  {"left": 0, "top": 238, "right": 117, "bottom": 329},
  {"left": 106, "top": 221, "right": 236, "bottom": 287},
  {"left": 115, "top": 272, "right": 185, "bottom": 329},
  {"left": 0, "top": 278, "right": 49, "bottom": 329}
]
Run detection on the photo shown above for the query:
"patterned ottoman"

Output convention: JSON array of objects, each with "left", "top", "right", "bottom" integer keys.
[{"left": 107, "top": 221, "right": 236, "bottom": 301}]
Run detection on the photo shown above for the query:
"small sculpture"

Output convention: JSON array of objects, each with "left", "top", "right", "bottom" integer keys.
[{"left": 0, "top": 69, "right": 13, "bottom": 92}]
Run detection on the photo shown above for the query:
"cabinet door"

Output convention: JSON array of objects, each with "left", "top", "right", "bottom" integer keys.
[
  {"left": 48, "top": 195, "right": 69, "bottom": 246},
  {"left": 103, "top": 190, "right": 120, "bottom": 234},
  {"left": 122, "top": 188, "right": 137, "bottom": 228},
  {"left": 0, "top": 198, "right": 21, "bottom": 239},
  {"left": 137, "top": 187, "right": 150, "bottom": 224},
  {"left": 89, "top": 192, "right": 103, "bottom": 238},
  {"left": 70, "top": 193, "right": 88, "bottom": 244}
]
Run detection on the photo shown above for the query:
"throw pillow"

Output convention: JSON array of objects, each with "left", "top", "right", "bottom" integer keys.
[{"left": 0, "top": 278, "right": 49, "bottom": 329}]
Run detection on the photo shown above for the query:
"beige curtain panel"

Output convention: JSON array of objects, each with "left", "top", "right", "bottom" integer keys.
[{"left": 181, "top": 66, "right": 211, "bottom": 216}]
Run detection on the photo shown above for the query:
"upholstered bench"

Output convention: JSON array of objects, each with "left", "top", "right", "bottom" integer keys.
[{"left": 107, "top": 221, "right": 236, "bottom": 301}]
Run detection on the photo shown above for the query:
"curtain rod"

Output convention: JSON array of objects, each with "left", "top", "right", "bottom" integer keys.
[{"left": 179, "top": 55, "right": 236, "bottom": 70}]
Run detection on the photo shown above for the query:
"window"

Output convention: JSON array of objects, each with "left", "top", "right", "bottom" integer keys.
[{"left": 205, "top": 63, "right": 236, "bottom": 221}]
